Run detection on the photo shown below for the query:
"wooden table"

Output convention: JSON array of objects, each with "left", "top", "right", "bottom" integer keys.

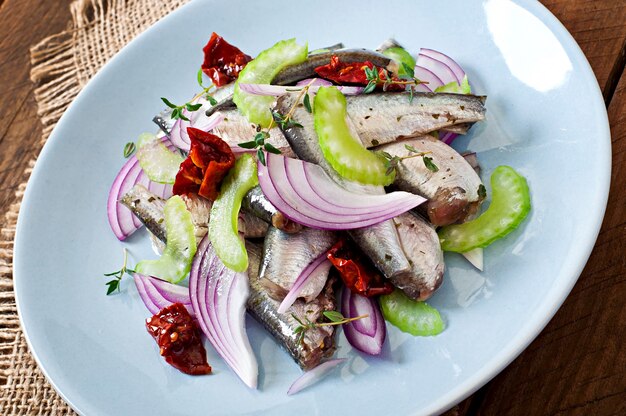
[{"left": 1, "top": 1, "right": 625, "bottom": 414}]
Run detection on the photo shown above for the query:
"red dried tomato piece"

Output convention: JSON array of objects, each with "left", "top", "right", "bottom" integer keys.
[
  {"left": 327, "top": 239, "right": 394, "bottom": 297},
  {"left": 201, "top": 32, "right": 252, "bottom": 87},
  {"left": 314, "top": 55, "right": 404, "bottom": 91},
  {"left": 146, "top": 303, "right": 211, "bottom": 375},
  {"left": 173, "top": 128, "right": 235, "bottom": 200}
]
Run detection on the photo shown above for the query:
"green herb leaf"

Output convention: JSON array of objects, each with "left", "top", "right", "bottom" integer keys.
[
  {"left": 271, "top": 111, "right": 285, "bottom": 123},
  {"left": 186, "top": 103, "right": 203, "bottom": 112},
  {"left": 404, "top": 144, "right": 420, "bottom": 154},
  {"left": 363, "top": 81, "right": 377, "bottom": 94},
  {"left": 291, "top": 313, "right": 305, "bottom": 326},
  {"left": 207, "top": 95, "right": 218, "bottom": 106},
  {"left": 303, "top": 93, "right": 312, "bottom": 113},
  {"left": 286, "top": 119, "right": 303, "bottom": 129},
  {"left": 171, "top": 108, "right": 180, "bottom": 119},
  {"left": 178, "top": 112, "right": 190, "bottom": 122},
  {"left": 257, "top": 148, "right": 266, "bottom": 166},
  {"left": 323, "top": 310, "right": 345, "bottom": 323},
  {"left": 254, "top": 132, "right": 266, "bottom": 146},
  {"left": 161, "top": 97, "right": 177, "bottom": 109},
  {"left": 401, "top": 62, "right": 415, "bottom": 78},
  {"left": 264, "top": 143, "right": 282, "bottom": 154},
  {"left": 105, "top": 279, "right": 120, "bottom": 295},
  {"left": 238, "top": 140, "right": 257, "bottom": 149},
  {"left": 197, "top": 68, "right": 204, "bottom": 88},
  {"left": 423, "top": 156, "right": 439, "bottom": 172},
  {"left": 123, "top": 142, "right": 136, "bottom": 158},
  {"left": 478, "top": 184, "right": 487, "bottom": 199}
]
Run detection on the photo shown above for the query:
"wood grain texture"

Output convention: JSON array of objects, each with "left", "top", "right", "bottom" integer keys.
[
  {"left": 0, "top": 0, "right": 74, "bottom": 218},
  {"left": 540, "top": 0, "right": 626, "bottom": 102}
]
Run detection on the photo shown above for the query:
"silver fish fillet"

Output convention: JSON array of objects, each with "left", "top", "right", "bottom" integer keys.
[
  {"left": 242, "top": 186, "right": 302, "bottom": 234},
  {"left": 275, "top": 94, "right": 413, "bottom": 287},
  {"left": 374, "top": 136, "right": 485, "bottom": 226},
  {"left": 247, "top": 242, "right": 337, "bottom": 370},
  {"left": 393, "top": 212, "right": 445, "bottom": 300},
  {"left": 346, "top": 92, "right": 486, "bottom": 148},
  {"left": 259, "top": 226, "right": 336, "bottom": 302},
  {"left": 272, "top": 48, "right": 392, "bottom": 86},
  {"left": 120, "top": 185, "right": 268, "bottom": 242}
]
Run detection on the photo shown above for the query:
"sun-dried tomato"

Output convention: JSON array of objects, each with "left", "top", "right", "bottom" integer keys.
[
  {"left": 201, "top": 32, "right": 252, "bottom": 87},
  {"left": 146, "top": 303, "right": 211, "bottom": 375},
  {"left": 173, "top": 128, "right": 235, "bottom": 200},
  {"left": 327, "top": 238, "right": 394, "bottom": 297},
  {"left": 314, "top": 55, "right": 404, "bottom": 91}
]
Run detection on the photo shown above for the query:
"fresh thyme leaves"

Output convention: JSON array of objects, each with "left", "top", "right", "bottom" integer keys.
[
  {"left": 363, "top": 65, "right": 425, "bottom": 100},
  {"left": 423, "top": 156, "right": 439, "bottom": 172},
  {"left": 103, "top": 248, "right": 135, "bottom": 295},
  {"left": 478, "top": 184, "right": 487, "bottom": 199},
  {"left": 379, "top": 145, "right": 439, "bottom": 175},
  {"left": 161, "top": 69, "right": 218, "bottom": 121},
  {"left": 123, "top": 142, "right": 136, "bottom": 158},
  {"left": 292, "top": 311, "right": 369, "bottom": 344},
  {"left": 237, "top": 79, "right": 317, "bottom": 165}
]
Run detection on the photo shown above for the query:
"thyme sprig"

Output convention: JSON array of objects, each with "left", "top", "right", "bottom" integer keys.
[
  {"left": 292, "top": 310, "right": 369, "bottom": 344},
  {"left": 123, "top": 142, "right": 136, "bottom": 158},
  {"left": 379, "top": 144, "right": 439, "bottom": 175},
  {"left": 238, "top": 79, "right": 316, "bottom": 165},
  {"left": 103, "top": 248, "right": 136, "bottom": 295},
  {"left": 161, "top": 69, "right": 218, "bottom": 121},
  {"left": 363, "top": 63, "right": 426, "bottom": 102}
]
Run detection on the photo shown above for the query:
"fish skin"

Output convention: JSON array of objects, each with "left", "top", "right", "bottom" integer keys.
[
  {"left": 242, "top": 186, "right": 302, "bottom": 234},
  {"left": 246, "top": 242, "right": 338, "bottom": 371},
  {"left": 120, "top": 185, "right": 268, "bottom": 242},
  {"left": 272, "top": 48, "right": 392, "bottom": 86},
  {"left": 258, "top": 226, "right": 336, "bottom": 302},
  {"left": 275, "top": 94, "right": 413, "bottom": 287},
  {"left": 346, "top": 92, "right": 486, "bottom": 148},
  {"left": 374, "top": 136, "right": 485, "bottom": 226},
  {"left": 393, "top": 212, "right": 445, "bottom": 300},
  {"left": 211, "top": 109, "right": 296, "bottom": 158}
]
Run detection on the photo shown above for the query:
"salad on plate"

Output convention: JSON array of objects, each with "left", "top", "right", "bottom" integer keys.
[{"left": 105, "top": 33, "right": 531, "bottom": 393}]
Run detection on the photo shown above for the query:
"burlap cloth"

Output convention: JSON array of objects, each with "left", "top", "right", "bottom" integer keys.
[{"left": 0, "top": 1, "right": 187, "bottom": 413}]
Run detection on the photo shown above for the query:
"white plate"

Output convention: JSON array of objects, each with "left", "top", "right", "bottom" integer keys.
[{"left": 14, "top": 0, "right": 610, "bottom": 415}]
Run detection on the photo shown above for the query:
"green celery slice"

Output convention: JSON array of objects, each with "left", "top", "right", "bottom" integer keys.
[
  {"left": 136, "top": 133, "right": 184, "bottom": 184},
  {"left": 380, "top": 289, "right": 444, "bottom": 336},
  {"left": 438, "top": 165, "right": 531, "bottom": 252},
  {"left": 382, "top": 47, "right": 416, "bottom": 77},
  {"left": 136, "top": 195, "right": 196, "bottom": 283},
  {"left": 233, "top": 38, "right": 308, "bottom": 127},
  {"left": 314, "top": 86, "right": 394, "bottom": 186},
  {"left": 434, "top": 75, "right": 472, "bottom": 94},
  {"left": 208, "top": 154, "right": 259, "bottom": 272}
]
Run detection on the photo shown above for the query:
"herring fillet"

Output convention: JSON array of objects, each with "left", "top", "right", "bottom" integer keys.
[
  {"left": 374, "top": 136, "right": 485, "bottom": 226},
  {"left": 275, "top": 94, "right": 413, "bottom": 287},
  {"left": 258, "top": 226, "right": 336, "bottom": 302}
]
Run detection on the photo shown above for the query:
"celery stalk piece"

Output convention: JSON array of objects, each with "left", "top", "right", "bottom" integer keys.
[
  {"left": 135, "top": 195, "right": 197, "bottom": 283},
  {"left": 438, "top": 165, "right": 531, "bottom": 252},
  {"left": 208, "top": 154, "right": 259, "bottom": 272},
  {"left": 233, "top": 38, "right": 308, "bottom": 128},
  {"left": 380, "top": 289, "right": 444, "bottom": 336},
  {"left": 314, "top": 86, "right": 394, "bottom": 186}
]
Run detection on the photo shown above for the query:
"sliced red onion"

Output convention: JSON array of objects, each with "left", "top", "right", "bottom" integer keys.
[
  {"left": 257, "top": 153, "right": 426, "bottom": 230},
  {"left": 295, "top": 78, "right": 332, "bottom": 87},
  {"left": 414, "top": 48, "right": 469, "bottom": 145},
  {"left": 189, "top": 236, "right": 258, "bottom": 389},
  {"left": 107, "top": 138, "right": 174, "bottom": 240},
  {"left": 238, "top": 83, "right": 363, "bottom": 97},
  {"left": 461, "top": 247, "right": 484, "bottom": 271},
  {"left": 287, "top": 358, "right": 346, "bottom": 395},
  {"left": 277, "top": 254, "right": 332, "bottom": 314},
  {"left": 133, "top": 273, "right": 194, "bottom": 316},
  {"left": 169, "top": 94, "right": 225, "bottom": 151},
  {"left": 419, "top": 48, "right": 465, "bottom": 83},
  {"left": 340, "top": 288, "right": 386, "bottom": 355}
]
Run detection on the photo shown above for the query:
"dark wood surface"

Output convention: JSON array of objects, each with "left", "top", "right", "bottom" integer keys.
[{"left": 0, "top": 0, "right": 624, "bottom": 414}]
